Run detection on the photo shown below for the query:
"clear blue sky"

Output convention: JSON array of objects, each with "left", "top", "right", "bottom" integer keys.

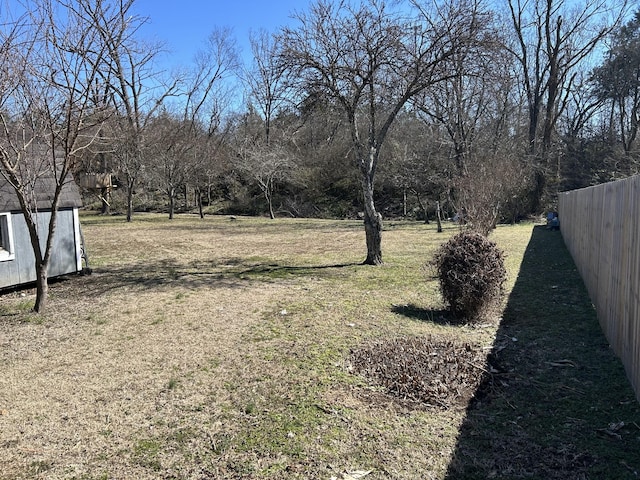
[
  {"left": 2, "top": 0, "right": 307, "bottom": 68},
  {"left": 132, "top": 0, "right": 307, "bottom": 69}
]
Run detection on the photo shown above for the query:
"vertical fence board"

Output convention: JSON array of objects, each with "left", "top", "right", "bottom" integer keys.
[
  {"left": 630, "top": 178, "right": 640, "bottom": 391},
  {"left": 559, "top": 175, "right": 640, "bottom": 401}
]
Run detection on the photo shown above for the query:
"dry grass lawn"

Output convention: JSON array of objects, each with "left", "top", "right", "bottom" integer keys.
[{"left": 0, "top": 214, "right": 560, "bottom": 479}]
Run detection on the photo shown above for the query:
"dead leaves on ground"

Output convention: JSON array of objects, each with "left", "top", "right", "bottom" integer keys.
[{"left": 348, "top": 335, "right": 488, "bottom": 409}]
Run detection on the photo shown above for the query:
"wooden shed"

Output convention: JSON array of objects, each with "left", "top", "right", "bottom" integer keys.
[{"left": 0, "top": 174, "right": 86, "bottom": 289}]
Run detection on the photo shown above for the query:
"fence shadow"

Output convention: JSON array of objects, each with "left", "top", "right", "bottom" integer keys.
[{"left": 445, "top": 225, "right": 640, "bottom": 479}]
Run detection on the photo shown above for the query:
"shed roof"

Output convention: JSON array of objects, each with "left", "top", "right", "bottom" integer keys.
[{"left": 0, "top": 173, "right": 83, "bottom": 212}]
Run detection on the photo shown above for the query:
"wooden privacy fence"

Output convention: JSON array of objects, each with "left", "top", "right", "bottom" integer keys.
[{"left": 558, "top": 175, "right": 640, "bottom": 400}]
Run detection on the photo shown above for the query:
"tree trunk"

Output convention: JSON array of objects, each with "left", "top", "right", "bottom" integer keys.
[
  {"left": 99, "top": 152, "right": 110, "bottom": 215},
  {"left": 436, "top": 200, "right": 443, "bottom": 233},
  {"left": 197, "top": 187, "right": 204, "bottom": 219},
  {"left": 28, "top": 225, "right": 49, "bottom": 313},
  {"left": 169, "top": 188, "right": 175, "bottom": 220},
  {"left": 100, "top": 187, "right": 110, "bottom": 215},
  {"left": 33, "top": 262, "right": 48, "bottom": 313},
  {"left": 265, "top": 189, "right": 275, "bottom": 219},
  {"left": 403, "top": 187, "right": 407, "bottom": 217},
  {"left": 530, "top": 169, "right": 546, "bottom": 214},
  {"left": 362, "top": 175, "right": 383, "bottom": 265},
  {"left": 415, "top": 191, "right": 430, "bottom": 224},
  {"left": 18, "top": 189, "right": 56, "bottom": 314},
  {"left": 126, "top": 179, "right": 134, "bottom": 222}
]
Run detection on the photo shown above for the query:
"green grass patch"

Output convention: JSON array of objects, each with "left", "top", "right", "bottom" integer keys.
[
  {"left": 132, "top": 438, "right": 163, "bottom": 471},
  {"left": 0, "top": 297, "right": 36, "bottom": 317}
]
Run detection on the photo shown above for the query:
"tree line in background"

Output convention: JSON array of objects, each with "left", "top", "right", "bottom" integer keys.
[
  {"left": 0, "top": 0, "right": 637, "bottom": 308},
  {"left": 71, "top": 0, "right": 635, "bottom": 234}
]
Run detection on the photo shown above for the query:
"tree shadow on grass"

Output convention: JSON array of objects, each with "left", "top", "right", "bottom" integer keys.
[
  {"left": 444, "top": 226, "right": 640, "bottom": 479},
  {"left": 70, "top": 259, "right": 361, "bottom": 296}
]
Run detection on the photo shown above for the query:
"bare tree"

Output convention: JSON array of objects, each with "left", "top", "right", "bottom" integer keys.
[
  {"left": 188, "top": 26, "right": 240, "bottom": 134},
  {"left": 505, "top": 0, "right": 627, "bottom": 208},
  {"left": 236, "top": 143, "right": 296, "bottom": 219},
  {"left": 385, "top": 114, "right": 449, "bottom": 224},
  {"left": 229, "top": 29, "right": 300, "bottom": 219},
  {"left": 145, "top": 112, "right": 189, "bottom": 218},
  {"left": 279, "top": 0, "right": 483, "bottom": 264},
  {"left": 145, "top": 27, "right": 239, "bottom": 220},
  {"left": 244, "top": 29, "right": 291, "bottom": 146},
  {"left": 288, "top": 91, "right": 356, "bottom": 218},
  {"left": 0, "top": 0, "right": 112, "bottom": 312},
  {"left": 230, "top": 107, "right": 297, "bottom": 219},
  {"left": 412, "top": 11, "right": 510, "bottom": 171},
  {"left": 183, "top": 26, "right": 239, "bottom": 218},
  {"left": 409, "top": 10, "right": 534, "bottom": 232},
  {"left": 591, "top": 8, "right": 640, "bottom": 173},
  {"left": 85, "top": 0, "right": 180, "bottom": 222},
  {"left": 454, "top": 150, "right": 531, "bottom": 234}
]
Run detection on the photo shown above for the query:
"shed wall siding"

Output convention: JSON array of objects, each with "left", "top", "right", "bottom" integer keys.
[{"left": 0, "top": 208, "right": 82, "bottom": 288}]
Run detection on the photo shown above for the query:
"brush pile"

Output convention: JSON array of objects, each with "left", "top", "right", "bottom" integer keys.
[{"left": 349, "top": 336, "right": 488, "bottom": 409}]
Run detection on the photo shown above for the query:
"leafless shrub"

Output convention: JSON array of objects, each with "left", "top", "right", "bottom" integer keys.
[{"left": 431, "top": 231, "right": 506, "bottom": 321}]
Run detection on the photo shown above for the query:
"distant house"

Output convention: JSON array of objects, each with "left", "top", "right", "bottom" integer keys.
[{"left": 0, "top": 173, "right": 86, "bottom": 289}]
